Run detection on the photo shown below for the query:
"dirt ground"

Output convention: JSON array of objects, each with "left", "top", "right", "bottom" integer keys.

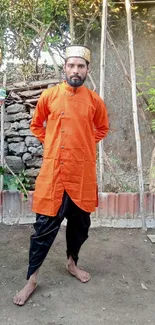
[{"left": 1, "top": 224, "right": 155, "bottom": 325}]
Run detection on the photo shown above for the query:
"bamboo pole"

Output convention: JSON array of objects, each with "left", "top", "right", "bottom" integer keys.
[
  {"left": 99, "top": 0, "right": 108, "bottom": 192},
  {"left": 69, "top": 0, "right": 75, "bottom": 44},
  {"left": 125, "top": 0, "right": 146, "bottom": 231},
  {"left": 112, "top": 1, "right": 155, "bottom": 4},
  {"left": 0, "top": 73, "right": 7, "bottom": 191}
]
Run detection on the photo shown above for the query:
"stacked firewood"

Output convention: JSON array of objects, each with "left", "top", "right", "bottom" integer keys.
[{"left": 6, "top": 78, "right": 60, "bottom": 111}]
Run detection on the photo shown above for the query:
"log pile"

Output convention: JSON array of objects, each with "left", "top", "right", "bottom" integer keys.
[{"left": 2, "top": 78, "right": 61, "bottom": 188}]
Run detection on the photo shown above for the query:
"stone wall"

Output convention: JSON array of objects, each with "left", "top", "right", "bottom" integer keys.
[{"left": 2, "top": 79, "right": 60, "bottom": 188}]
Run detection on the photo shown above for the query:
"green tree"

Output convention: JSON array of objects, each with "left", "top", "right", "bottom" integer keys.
[
  {"left": 0, "top": 0, "right": 70, "bottom": 77},
  {"left": 0, "top": 0, "right": 122, "bottom": 77}
]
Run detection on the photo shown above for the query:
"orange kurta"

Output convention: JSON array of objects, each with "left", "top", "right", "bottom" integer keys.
[{"left": 30, "top": 81, "right": 109, "bottom": 216}]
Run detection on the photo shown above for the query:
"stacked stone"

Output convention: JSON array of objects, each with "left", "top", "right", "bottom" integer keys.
[{"left": 3, "top": 79, "right": 60, "bottom": 188}]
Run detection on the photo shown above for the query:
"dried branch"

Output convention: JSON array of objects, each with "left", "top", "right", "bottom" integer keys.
[
  {"left": 35, "top": 22, "right": 53, "bottom": 73},
  {"left": 25, "top": 21, "right": 63, "bottom": 76},
  {"left": 75, "top": 30, "right": 88, "bottom": 43},
  {"left": 32, "top": 17, "right": 44, "bottom": 26},
  {"left": 53, "top": 21, "right": 65, "bottom": 37},
  {"left": 107, "top": 30, "right": 155, "bottom": 142},
  {"left": 45, "top": 42, "right": 61, "bottom": 78},
  {"left": 84, "top": 11, "right": 99, "bottom": 45},
  {"left": 25, "top": 22, "right": 40, "bottom": 34},
  {"left": 53, "top": 47, "right": 65, "bottom": 61},
  {"left": 75, "top": 6, "right": 99, "bottom": 45},
  {"left": 88, "top": 73, "right": 96, "bottom": 91},
  {"left": 107, "top": 31, "right": 149, "bottom": 106},
  {"left": 103, "top": 152, "right": 123, "bottom": 191}
]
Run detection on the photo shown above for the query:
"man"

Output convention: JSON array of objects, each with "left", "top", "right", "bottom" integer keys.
[{"left": 13, "top": 45, "right": 109, "bottom": 306}]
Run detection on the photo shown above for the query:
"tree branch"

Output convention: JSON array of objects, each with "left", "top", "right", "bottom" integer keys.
[
  {"left": 53, "top": 47, "right": 65, "bottom": 61},
  {"left": 103, "top": 152, "right": 123, "bottom": 191},
  {"left": 107, "top": 31, "right": 155, "bottom": 143},
  {"left": 25, "top": 21, "right": 62, "bottom": 77},
  {"left": 84, "top": 11, "right": 99, "bottom": 45},
  {"left": 107, "top": 31, "right": 149, "bottom": 106},
  {"left": 35, "top": 21, "right": 53, "bottom": 73},
  {"left": 25, "top": 21, "right": 40, "bottom": 34},
  {"left": 45, "top": 42, "right": 61, "bottom": 77},
  {"left": 88, "top": 73, "right": 96, "bottom": 91}
]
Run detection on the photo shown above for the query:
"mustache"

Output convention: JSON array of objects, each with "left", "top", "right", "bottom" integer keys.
[{"left": 70, "top": 75, "right": 81, "bottom": 80}]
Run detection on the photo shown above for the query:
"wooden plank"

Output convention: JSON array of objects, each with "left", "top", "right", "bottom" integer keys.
[
  {"left": 29, "top": 78, "right": 60, "bottom": 87},
  {"left": 147, "top": 235, "right": 155, "bottom": 243},
  {"left": 18, "top": 89, "right": 45, "bottom": 97},
  {"left": 6, "top": 79, "right": 61, "bottom": 92},
  {"left": 25, "top": 98, "right": 39, "bottom": 103}
]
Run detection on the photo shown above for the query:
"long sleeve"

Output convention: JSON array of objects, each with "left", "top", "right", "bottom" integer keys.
[
  {"left": 93, "top": 96, "right": 109, "bottom": 143},
  {"left": 30, "top": 90, "right": 50, "bottom": 143}
]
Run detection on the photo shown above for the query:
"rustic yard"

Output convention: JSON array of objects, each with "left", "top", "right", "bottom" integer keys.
[{"left": 1, "top": 224, "right": 155, "bottom": 325}]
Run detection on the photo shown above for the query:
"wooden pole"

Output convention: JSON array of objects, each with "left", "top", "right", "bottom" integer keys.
[
  {"left": 69, "top": 0, "right": 75, "bottom": 44},
  {"left": 99, "top": 0, "right": 108, "bottom": 191},
  {"left": 125, "top": 0, "right": 146, "bottom": 231},
  {"left": 0, "top": 73, "right": 7, "bottom": 191},
  {"left": 112, "top": 1, "right": 155, "bottom": 4}
]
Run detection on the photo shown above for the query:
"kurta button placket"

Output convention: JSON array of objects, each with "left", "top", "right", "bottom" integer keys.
[{"left": 60, "top": 114, "right": 65, "bottom": 160}]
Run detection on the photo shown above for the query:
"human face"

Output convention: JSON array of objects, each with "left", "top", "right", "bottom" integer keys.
[{"left": 64, "top": 57, "right": 89, "bottom": 87}]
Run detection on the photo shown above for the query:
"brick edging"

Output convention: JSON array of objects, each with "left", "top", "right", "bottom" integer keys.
[{"left": 0, "top": 191, "right": 155, "bottom": 227}]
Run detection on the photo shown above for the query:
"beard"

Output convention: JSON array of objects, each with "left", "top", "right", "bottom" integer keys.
[{"left": 66, "top": 75, "right": 86, "bottom": 87}]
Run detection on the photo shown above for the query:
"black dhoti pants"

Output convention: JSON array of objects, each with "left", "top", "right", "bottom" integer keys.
[{"left": 27, "top": 192, "right": 91, "bottom": 279}]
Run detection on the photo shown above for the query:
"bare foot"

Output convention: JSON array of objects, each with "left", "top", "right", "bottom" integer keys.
[
  {"left": 13, "top": 281, "right": 37, "bottom": 306},
  {"left": 67, "top": 257, "right": 91, "bottom": 283}
]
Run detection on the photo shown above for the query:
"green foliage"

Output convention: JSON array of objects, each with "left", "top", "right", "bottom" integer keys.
[
  {"left": 146, "top": 88, "right": 155, "bottom": 113},
  {"left": 0, "top": 167, "right": 30, "bottom": 198},
  {"left": 121, "top": 183, "right": 137, "bottom": 193},
  {"left": 3, "top": 175, "right": 18, "bottom": 191},
  {"left": 136, "top": 66, "right": 155, "bottom": 131},
  {"left": 0, "top": 166, "right": 6, "bottom": 175},
  {"left": 145, "top": 86, "right": 155, "bottom": 131},
  {"left": 0, "top": 0, "right": 69, "bottom": 63},
  {"left": 152, "top": 120, "right": 155, "bottom": 131},
  {"left": 0, "top": 0, "right": 124, "bottom": 69},
  {"left": 16, "top": 170, "right": 31, "bottom": 194}
]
